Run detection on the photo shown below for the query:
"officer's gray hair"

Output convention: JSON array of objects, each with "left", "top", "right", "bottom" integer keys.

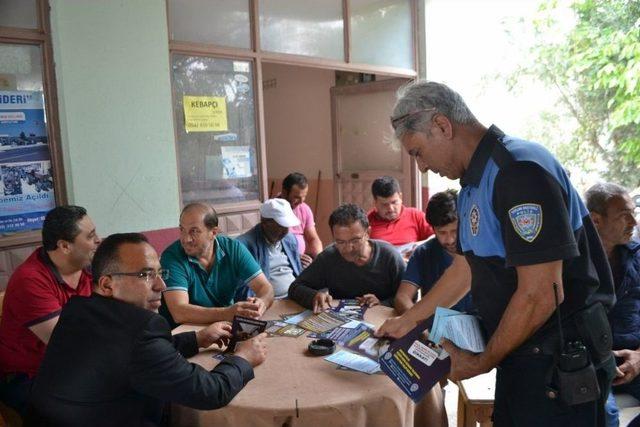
[
  {"left": 392, "top": 81, "right": 479, "bottom": 139},
  {"left": 584, "top": 182, "right": 629, "bottom": 216}
]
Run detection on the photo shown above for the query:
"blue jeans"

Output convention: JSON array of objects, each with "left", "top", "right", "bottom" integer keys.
[{"left": 604, "top": 391, "right": 620, "bottom": 427}]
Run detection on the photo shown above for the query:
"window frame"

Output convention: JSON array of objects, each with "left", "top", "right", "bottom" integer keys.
[
  {"left": 0, "top": 0, "right": 67, "bottom": 249},
  {"left": 167, "top": 0, "right": 420, "bottom": 214}
]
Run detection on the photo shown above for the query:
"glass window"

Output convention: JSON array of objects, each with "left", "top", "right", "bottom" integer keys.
[
  {"left": 171, "top": 55, "right": 260, "bottom": 205},
  {"left": 168, "top": 0, "right": 251, "bottom": 49},
  {"left": 0, "top": 0, "right": 38, "bottom": 29},
  {"left": 260, "top": 0, "right": 344, "bottom": 60},
  {"left": 0, "top": 43, "right": 57, "bottom": 236},
  {"left": 350, "top": 0, "right": 413, "bottom": 69}
]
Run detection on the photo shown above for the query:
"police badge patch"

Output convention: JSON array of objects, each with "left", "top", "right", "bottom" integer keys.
[
  {"left": 470, "top": 204, "right": 480, "bottom": 236},
  {"left": 508, "top": 203, "right": 543, "bottom": 242}
]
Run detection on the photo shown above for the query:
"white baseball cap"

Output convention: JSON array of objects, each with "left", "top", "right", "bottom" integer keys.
[{"left": 260, "top": 198, "right": 301, "bottom": 227}]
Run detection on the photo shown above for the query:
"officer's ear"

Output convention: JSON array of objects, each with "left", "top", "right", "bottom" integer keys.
[{"left": 433, "top": 114, "right": 453, "bottom": 139}]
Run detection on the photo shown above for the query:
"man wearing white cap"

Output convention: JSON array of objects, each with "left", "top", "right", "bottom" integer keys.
[{"left": 236, "top": 199, "right": 303, "bottom": 299}]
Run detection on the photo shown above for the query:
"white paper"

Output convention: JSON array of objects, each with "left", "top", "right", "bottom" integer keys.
[{"left": 220, "top": 145, "right": 251, "bottom": 178}]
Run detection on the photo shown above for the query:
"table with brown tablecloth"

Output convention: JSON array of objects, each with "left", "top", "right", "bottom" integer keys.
[{"left": 171, "top": 299, "right": 421, "bottom": 427}]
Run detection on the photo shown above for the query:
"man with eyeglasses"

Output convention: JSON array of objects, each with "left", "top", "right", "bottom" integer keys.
[
  {"left": 160, "top": 203, "right": 274, "bottom": 328},
  {"left": 288, "top": 204, "right": 405, "bottom": 313},
  {"left": 0, "top": 205, "right": 101, "bottom": 415},
  {"left": 367, "top": 175, "right": 433, "bottom": 257},
  {"left": 26, "top": 233, "right": 267, "bottom": 426},
  {"left": 376, "top": 81, "right": 615, "bottom": 426}
]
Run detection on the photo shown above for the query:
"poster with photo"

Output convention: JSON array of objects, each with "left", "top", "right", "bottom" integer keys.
[
  {"left": 0, "top": 90, "right": 55, "bottom": 234},
  {"left": 220, "top": 145, "right": 251, "bottom": 179}
]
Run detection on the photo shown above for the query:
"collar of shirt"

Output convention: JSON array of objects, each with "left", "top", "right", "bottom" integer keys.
[
  {"left": 38, "top": 247, "right": 90, "bottom": 290},
  {"left": 460, "top": 124, "right": 505, "bottom": 188},
  {"left": 186, "top": 237, "right": 226, "bottom": 271},
  {"left": 375, "top": 205, "right": 405, "bottom": 225}
]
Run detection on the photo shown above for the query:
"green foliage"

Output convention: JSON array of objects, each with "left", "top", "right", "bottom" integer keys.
[{"left": 511, "top": 0, "right": 640, "bottom": 188}]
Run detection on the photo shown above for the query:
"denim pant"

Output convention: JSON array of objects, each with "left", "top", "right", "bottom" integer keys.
[{"left": 604, "top": 391, "right": 620, "bottom": 427}]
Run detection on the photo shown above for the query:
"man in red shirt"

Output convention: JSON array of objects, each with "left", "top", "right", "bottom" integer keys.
[
  {"left": 0, "top": 205, "right": 101, "bottom": 415},
  {"left": 367, "top": 176, "right": 433, "bottom": 256}
]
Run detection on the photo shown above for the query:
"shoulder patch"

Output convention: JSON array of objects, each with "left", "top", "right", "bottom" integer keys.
[
  {"left": 470, "top": 204, "right": 480, "bottom": 236},
  {"left": 508, "top": 203, "right": 543, "bottom": 242}
]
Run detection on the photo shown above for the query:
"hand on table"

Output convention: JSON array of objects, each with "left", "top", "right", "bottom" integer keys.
[
  {"left": 235, "top": 332, "right": 268, "bottom": 367},
  {"left": 613, "top": 349, "right": 640, "bottom": 386},
  {"left": 196, "top": 321, "right": 232, "bottom": 348},
  {"left": 227, "top": 301, "right": 262, "bottom": 320},
  {"left": 374, "top": 315, "right": 414, "bottom": 339},
  {"left": 246, "top": 297, "right": 267, "bottom": 317},
  {"left": 356, "top": 294, "right": 380, "bottom": 307},
  {"left": 312, "top": 292, "right": 333, "bottom": 313},
  {"left": 300, "top": 253, "right": 313, "bottom": 269},
  {"left": 440, "top": 338, "right": 490, "bottom": 382}
]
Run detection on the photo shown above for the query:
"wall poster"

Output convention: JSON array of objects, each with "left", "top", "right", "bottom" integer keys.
[{"left": 0, "top": 90, "right": 55, "bottom": 234}]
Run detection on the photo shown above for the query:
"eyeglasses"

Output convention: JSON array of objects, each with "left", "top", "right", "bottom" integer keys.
[
  {"left": 390, "top": 107, "right": 437, "bottom": 130},
  {"left": 334, "top": 235, "right": 367, "bottom": 248},
  {"left": 108, "top": 269, "right": 170, "bottom": 281}
]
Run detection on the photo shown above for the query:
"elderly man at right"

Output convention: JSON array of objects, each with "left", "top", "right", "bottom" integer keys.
[
  {"left": 585, "top": 182, "right": 640, "bottom": 426},
  {"left": 376, "top": 81, "right": 616, "bottom": 427}
]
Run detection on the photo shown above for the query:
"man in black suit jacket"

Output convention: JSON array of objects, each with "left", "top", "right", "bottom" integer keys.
[{"left": 26, "top": 233, "right": 267, "bottom": 426}]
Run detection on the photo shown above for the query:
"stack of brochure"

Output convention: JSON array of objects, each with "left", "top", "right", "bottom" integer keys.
[{"left": 379, "top": 307, "right": 485, "bottom": 402}]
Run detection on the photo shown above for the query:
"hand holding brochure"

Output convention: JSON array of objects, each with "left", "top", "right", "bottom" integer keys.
[
  {"left": 429, "top": 307, "right": 485, "bottom": 353},
  {"left": 379, "top": 307, "right": 485, "bottom": 402}
]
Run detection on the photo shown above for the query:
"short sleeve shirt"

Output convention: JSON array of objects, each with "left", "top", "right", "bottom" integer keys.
[
  {"left": 367, "top": 206, "right": 434, "bottom": 246},
  {"left": 457, "top": 125, "right": 614, "bottom": 339},
  {"left": 403, "top": 239, "right": 474, "bottom": 313},
  {"left": 290, "top": 202, "right": 315, "bottom": 255},
  {"left": 160, "top": 236, "right": 262, "bottom": 316},
  {"left": 0, "top": 248, "right": 93, "bottom": 377}
]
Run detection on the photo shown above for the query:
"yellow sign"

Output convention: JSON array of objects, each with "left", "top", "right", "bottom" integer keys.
[{"left": 183, "top": 96, "right": 228, "bottom": 132}]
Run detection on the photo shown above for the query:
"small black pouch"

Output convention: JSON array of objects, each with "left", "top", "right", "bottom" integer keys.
[
  {"left": 574, "top": 303, "right": 612, "bottom": 365},
  {"left": 553, "top": 363, "right": 601, "bottom": 406}
]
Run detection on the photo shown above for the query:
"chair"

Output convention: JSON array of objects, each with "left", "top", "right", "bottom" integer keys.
[{"left": 456, "top": 369, "right": 496, "bottom": 427}]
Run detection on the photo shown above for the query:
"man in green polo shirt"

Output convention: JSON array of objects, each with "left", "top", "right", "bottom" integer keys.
[{"left": 160, "top": 203, "right": 274, "bottom": 327}]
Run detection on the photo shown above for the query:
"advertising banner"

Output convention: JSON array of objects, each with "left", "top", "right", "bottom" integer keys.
[{"left": 0, "top": 90, "right": 55, "bottom": 234}]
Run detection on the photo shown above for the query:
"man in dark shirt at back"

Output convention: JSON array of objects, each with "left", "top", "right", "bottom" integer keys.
[{"left": 288, "top": 204, "right": 405, "bottom": 312}]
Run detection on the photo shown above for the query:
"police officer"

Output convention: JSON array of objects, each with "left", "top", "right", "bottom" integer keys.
[{"left": 375, "top": 81, "right": 616, "bottom": 426}]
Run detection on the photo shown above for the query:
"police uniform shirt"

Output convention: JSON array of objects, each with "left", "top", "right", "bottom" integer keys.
[{"left": 457, "top": 125, "right": 614, "bottom": 340}]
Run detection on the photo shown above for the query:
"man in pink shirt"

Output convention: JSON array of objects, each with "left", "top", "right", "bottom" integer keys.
[
  {"left": 367, "top": 176, "right": 433, "bottom": 254},
  {"left": 280, "top": 173, "right": 323, "bottom": 268}
]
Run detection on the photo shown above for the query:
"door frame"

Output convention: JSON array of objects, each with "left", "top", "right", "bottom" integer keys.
[{"left": 330, "top": 78, "right": 420, "bottom": 210}]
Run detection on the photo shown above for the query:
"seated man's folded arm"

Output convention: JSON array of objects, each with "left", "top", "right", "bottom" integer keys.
[
  {"left": 394, "top": 281, "right": 419, "bottom": 315},
  {"left": 130, "top": 315, "right": 254, "bottom": 410},
  {"left": 163, "top": 290, "right": 235, "bottom": 323},
  {"left": 28, "top": 317, "right": 59, "bottom": 345},
  {"left": 247, "top": 272, "right": 274, "bottom": 311},
  {"left": 20, "top": 273, "right": 66, "bottom": 344},
  {"left": 379, "top": 249, "right": 406, "bottom": 307}
]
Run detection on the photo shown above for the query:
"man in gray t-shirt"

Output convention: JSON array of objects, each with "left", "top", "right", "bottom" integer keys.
[{"left": 288, "top": 204, "right": 405, "bottom": 313}]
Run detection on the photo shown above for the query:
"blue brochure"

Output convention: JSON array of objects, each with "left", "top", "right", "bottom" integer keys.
[{"left": 379, "top": 320, "right": 451, "bottom": 402}]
